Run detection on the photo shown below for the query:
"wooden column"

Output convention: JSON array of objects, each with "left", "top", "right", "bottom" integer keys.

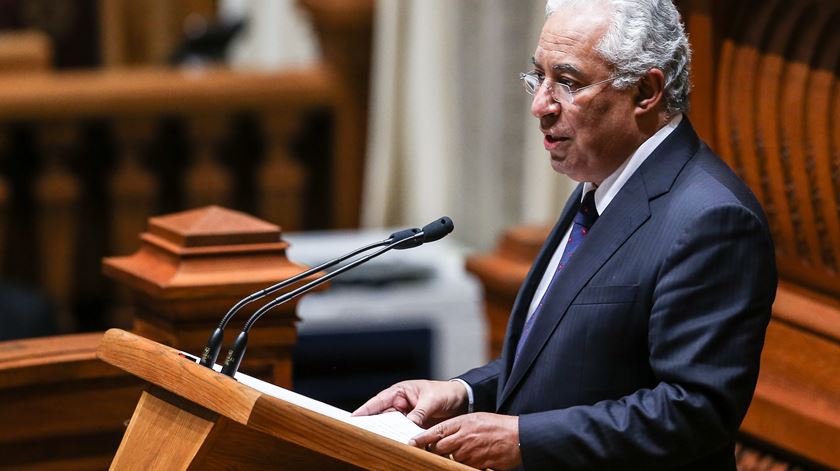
[
  {"left": 108, "top": 118, "right": 160, "bottom": 327},
  {"left": 185, "top": 115, "right": 232, "bottom": 209},
  {"left": 110, "top": 118, "right": 159, "bottom": 256},
  {"left": 258, "top": 112, "right": 305, "bottom": 231},
  {"left": 298, "top": 0, "right": 374, "bottom": 228},
  {"left": 34, "top": 121, "right": 81, "bottom": 332},
  {"left": 103, "top": 205, "right": 314, "bottom": 387}
]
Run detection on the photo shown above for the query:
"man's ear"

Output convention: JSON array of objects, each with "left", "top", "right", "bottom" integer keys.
[{"left": 635, "top": 68, "right": 665, "bottom": 115}]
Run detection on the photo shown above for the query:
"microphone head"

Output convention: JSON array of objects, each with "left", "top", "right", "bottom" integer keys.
[
  {"left": 390, "top": 228, "right": 423, "bottom": 249},
  {"left": 421, "top": 216, "right": 454, "bottom": 243}
]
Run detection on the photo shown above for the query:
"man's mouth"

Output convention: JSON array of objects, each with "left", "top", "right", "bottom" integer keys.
[{"left": 543, "top": 133, "right": 568, "bottom": 150}]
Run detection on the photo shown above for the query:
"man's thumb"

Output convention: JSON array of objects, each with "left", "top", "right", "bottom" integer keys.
[{"left": 406, "top": 401, "right": 433, "bottom": 426}]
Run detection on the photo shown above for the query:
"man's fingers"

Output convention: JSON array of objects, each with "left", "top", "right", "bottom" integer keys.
[
  {"left": 406, "top": 391, "right": 447, "bottom": 425},
  {"left": 431, "top": 432, "right": 460, "bottom": 455},
  {"left": 408, "top": 426, "right": 441, "bottom": 448},
  {"left": 352, "top": 388, "right": 397, "bottom": 416},
  {"left": 408, "top": 418, "right": 460, "bottom": 449},
  {"left": 406, "top": 405, "right": 429, "bottom": 426}
]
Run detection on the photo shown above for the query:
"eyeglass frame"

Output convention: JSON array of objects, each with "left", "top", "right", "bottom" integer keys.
[{"left": 519, "top": 71, "right": 616, "bottom": 104}]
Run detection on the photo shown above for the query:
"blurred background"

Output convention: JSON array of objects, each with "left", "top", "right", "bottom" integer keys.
[
  {"left": 0, "top": 0, "right": 569, "bottom": 337},
  {"left": 0, "top": 1, "right": 838, "bottom": 470},
  {"left": 0, "top": 0, "right": 571, "bottom": 427}
]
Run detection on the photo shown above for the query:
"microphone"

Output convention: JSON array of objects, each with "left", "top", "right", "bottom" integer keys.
[
  {"left": 219, "top": 216, "right": 454, "bottom": 377},
  {"left": 391, "top": 216, "right": 453, "bottom": 249},
  {"left": 198, "top": 226, "right": 421, "bottom": 368}
]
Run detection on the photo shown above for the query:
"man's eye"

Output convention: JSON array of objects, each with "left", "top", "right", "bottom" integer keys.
[{"left": 558, "top": 77, "right": 576, "bottom": 87}]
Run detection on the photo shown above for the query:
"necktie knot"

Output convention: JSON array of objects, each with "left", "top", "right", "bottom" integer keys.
[{"left": 575, "top": 189, "right": 599, "bottom": 229}]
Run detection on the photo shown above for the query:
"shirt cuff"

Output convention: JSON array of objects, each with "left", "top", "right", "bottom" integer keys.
[{"left": 450, "top": 378, "right": 474, "bottom": 414}]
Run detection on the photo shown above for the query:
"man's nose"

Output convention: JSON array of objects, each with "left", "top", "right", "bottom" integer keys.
[{"left": 530, "top": 83, "right": 560, "bottom": 119}]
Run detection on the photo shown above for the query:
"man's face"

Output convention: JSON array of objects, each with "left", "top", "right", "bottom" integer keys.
[{"left": 531, "top": 6, "right": 640, "bottom": 184}]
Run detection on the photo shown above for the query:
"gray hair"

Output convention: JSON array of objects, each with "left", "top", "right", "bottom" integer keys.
[{"left": 546, "top": 0, "right": 691, "bottom": 115}]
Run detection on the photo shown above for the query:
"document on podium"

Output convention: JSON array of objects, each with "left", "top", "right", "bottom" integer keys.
[{"left": 224, "top": 366, "right": 426, "bottom": 444}]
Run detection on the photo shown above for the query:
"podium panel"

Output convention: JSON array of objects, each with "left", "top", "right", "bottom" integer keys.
[{"left": 97, "top": 329, "right": 471, "bottom": 470}]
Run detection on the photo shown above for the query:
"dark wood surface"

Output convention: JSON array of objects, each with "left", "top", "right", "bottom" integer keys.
[{"left": 0, "top": 332, "right": 143, "bottom": 471}]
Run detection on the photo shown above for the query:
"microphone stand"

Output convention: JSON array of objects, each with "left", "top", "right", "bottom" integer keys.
[
  {"left": 219, "top": 230, "right": 426, "bottom": 377},
  {"left": 198, "top": 228, "right": 420, "bottom": 368}
]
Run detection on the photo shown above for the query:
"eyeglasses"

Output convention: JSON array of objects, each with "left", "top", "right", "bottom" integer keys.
[{"left": 519, "top": 71, "right": 615, "bottom": 104}]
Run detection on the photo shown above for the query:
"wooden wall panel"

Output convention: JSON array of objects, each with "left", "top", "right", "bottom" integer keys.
[{"left": 711, "top": 0, "right": 840, "bottom": 296}]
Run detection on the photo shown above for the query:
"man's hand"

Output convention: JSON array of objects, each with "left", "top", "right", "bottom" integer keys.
[
  {"left": 352, "top": 380, "right": 468, "bottom": 426},
  {"left": 409, "top": 413, "right": 522, "bottom": 470}
]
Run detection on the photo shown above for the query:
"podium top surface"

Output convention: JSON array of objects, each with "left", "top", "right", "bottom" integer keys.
[{"left": 97, "top": 329, "right": 472, "bottom": 470}]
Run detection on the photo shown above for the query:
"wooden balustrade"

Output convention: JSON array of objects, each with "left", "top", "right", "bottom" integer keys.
[
  {"left": 0, "top": 205, "right": 315, "bottom": 470},
  {"left": 0, "top": 67, "right": 336, "bottom": 331},
  {"left": 0, "top": 0, "right": 373, "bottom": 336}
]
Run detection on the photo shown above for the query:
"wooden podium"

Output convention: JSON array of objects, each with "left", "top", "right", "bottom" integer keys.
[{"left": 97, "top": 329, "right": 470, "bottom": 470}]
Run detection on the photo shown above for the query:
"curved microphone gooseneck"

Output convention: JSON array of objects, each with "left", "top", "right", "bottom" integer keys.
[
  {"left": 198, "top": 227, "right": 422, "bottom": 368},
  {"left": 219, "top": 216, "right": 454, "bottom": 377}
]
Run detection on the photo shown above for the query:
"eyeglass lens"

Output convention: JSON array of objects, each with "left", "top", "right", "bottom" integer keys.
[{"left": 521, "top": 74, "right": 571, "bottom": 103}]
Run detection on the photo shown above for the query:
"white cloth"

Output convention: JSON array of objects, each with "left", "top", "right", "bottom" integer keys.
[{"left": 362, "top": 0, "right": 575, "bottom": 250}]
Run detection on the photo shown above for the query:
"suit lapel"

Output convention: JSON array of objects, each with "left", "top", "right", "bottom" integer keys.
[
  {"left": 497, "top": 117, "right": 700, "bottom": 408},
  {"left": 497, "top": 185, "right": 583, "bottom": 391}
]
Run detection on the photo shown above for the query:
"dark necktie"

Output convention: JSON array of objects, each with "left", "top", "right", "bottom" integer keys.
[{"left": 513, "top": 189, "right": 599, "bottom": 365}]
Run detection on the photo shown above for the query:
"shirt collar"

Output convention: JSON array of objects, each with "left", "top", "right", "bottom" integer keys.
[{"left": 582, "top": 113, "right": 683, "bottom": 214}]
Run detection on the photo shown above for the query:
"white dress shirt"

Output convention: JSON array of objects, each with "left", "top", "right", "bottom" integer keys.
[
  {"left": 453, "top": 113, "right": 683, "bottom": 409},
  {"left": 524, "top": 113, "right": 682, "bottom": 321}
]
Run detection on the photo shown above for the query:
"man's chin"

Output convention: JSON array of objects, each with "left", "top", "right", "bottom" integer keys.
[
  {"left": 550, "top": 158, "right": 586, "bottom": 182},
  {"left": 549, "top": 155, "right": 570, "bottom": 175}
]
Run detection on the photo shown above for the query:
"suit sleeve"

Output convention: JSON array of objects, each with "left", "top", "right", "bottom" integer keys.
[
  {"left": 458, "top": 357, "right": 504, "bottom": 412},
  {"left": 518, "top": 204, "right": 777, "bottom": 470}
]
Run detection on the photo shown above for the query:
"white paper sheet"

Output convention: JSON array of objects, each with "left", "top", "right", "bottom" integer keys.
[{"left": 206, "top": 361, "right": 425, "bottom": 444}]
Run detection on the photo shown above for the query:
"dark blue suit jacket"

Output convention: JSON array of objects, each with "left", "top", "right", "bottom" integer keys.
[{"left": 459, "top": 119, "right": 777, "bottom": 470}]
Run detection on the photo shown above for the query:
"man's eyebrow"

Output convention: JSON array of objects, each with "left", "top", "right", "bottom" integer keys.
[
  {"left": 531, "top": 57, "right": 583, "bottom": 77},
  {"left": 552, "top": 63, "right": 582, "bottom": 76}
]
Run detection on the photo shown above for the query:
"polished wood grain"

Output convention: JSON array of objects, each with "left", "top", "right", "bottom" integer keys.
[
  {"left": 0, "top": 333, "right": 144, "bottom": 471},
  {"left": 99, "top": 329, "right": 473, "bottom": 470},
  {"left": 98, "top": 329, "right": 260, "bottom": 424},
  {"left": 103, "top": 206, "right": 318, "bottom": 386},
  {"left": 110, "top": 388, "right": 218, "bottom": 470},
  {"left": 706, "top": 0, "right": 840, "bottom": 295}
]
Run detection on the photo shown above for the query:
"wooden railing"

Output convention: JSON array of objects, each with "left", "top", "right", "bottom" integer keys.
[
  {"left": 0, "top": 0, "right": 374, "bottom": 337},
  {"left": 0, "top": 66, "right": 335, "bottom": 332},
  {"left": 0, "top": 205, "right": 313, "bottom": 470}
]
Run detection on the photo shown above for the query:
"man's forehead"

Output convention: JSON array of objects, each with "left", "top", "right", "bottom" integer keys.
[
  {"left": 532, "top": 6, "right": 612, "bottom": 74},
  {"left": 539, "top": 4, "right": 612, "bottom": 47}
]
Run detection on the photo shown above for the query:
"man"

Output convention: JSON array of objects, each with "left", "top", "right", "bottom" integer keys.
[{"left": 354, "top": 0, "right": 777, "bottom": 469}]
